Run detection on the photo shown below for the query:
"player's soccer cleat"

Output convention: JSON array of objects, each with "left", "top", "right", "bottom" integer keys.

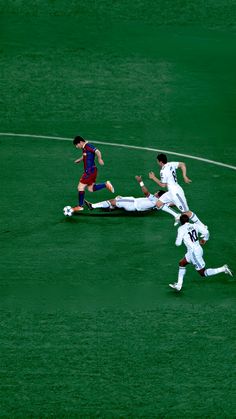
[
  {"left": 72, "top": 205, "right": 84, "bottom": 212},
  {"left": 169, "top": 282, "right": 182, "bottom": 291},
  {"left": 224, "top": 264, "right": 233, "bottom": 277},
  {"left": 174, "top": 215, "right": 181, "bottom": 226},
  {"left": 106, "top": 180, "right": 115, "bottom": 193},
  {"left": 84, "top": 200, "right": 93, "bottom": 210}
]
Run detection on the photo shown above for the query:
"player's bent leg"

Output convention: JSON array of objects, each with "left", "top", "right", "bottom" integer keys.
[
  {"left": 170, "top": 194, "right": 188, "bottom": 225},
  {"left": 187, "top": 211, "right": 207, "bottom": 230},
  {"left": 92, "top": 182, "right": 106, "bottom": 192},
  {"left": 173, "top": 191, "right": 189, "bottom": 212},
  {"left": 87, "top": 199, "right": 115, "bottom": 210},
  {"left": 89, "top": 181, "right": 114, "bottom": 193},
  {"left": 156, "top": 200, "right": 180, "bottom": 221},
  {"left": 159, "top": 192, "right": 185, "bottom": 225},
  {"left": 204, "top": 265, "right": 233, "bottom": 277}
]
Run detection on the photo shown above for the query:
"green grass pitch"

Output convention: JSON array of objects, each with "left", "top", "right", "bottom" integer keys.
[{"left": 1, "top": 1, "right": 236, "bottom": 417}]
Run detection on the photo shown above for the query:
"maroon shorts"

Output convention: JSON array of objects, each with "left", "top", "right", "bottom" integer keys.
[{"left": 80, "top": 168, "right": 97, "bottom": 185}]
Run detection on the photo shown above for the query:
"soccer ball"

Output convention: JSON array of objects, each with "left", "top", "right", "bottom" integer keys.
[{"left": 63, "top": 206, "right": 73, "bottom": 217}]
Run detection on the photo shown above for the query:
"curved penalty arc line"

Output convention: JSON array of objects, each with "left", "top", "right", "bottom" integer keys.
[{"left": 0, "top": 132, "right": 236, "bottom": 171}]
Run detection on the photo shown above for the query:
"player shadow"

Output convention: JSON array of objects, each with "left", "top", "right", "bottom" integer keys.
[
  {"left": 167, "top": 289, "right": 184, "bottom": 297},
  {"left": 72, "top": 208, "right": 156, "bottom": 217}
]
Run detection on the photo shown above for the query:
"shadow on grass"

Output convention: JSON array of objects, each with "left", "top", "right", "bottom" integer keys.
[{"left": 67, "top": 208, "right": 157, "bottom": 218}]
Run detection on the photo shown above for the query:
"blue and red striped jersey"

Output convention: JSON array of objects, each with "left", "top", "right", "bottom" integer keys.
[{"left": 82, "top": 142, "right": 97, "bottom": 172}]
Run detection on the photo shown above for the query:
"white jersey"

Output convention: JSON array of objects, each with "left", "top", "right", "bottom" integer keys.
[
  {"left": 175, "top": 222, "right": 209, "bottom": 252},
  {"left": 160, "top": 162, "right": 180, "bottom": 191},
  {"left": 135, "top": 194, "right": 158, "bottom": 211},
  {"left": 160, "top": 162, "right": 189, "bottom": 212},
  {"left": 115, "top": 194, "right": 157, "bottom": 212}
]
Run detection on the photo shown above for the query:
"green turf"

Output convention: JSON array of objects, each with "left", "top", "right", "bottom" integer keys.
[{"left": 1, "top": 1, "right": 236, "bottom": 417}]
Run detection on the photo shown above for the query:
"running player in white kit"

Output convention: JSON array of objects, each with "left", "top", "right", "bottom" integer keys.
[
  {"left": 169, "top": 214, "right": 233, "bottom": 291},
  {"left": 149, "top": 153, "right": 206, "bottom": 227}
]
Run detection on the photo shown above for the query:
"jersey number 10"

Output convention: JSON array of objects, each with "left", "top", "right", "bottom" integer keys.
[{"left": 188, "top": 229, "right": 198, "bottom": 242}]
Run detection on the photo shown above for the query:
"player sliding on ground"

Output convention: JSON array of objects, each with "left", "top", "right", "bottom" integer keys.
[
  {"left": 85, "top": 175, "right": 181, "bottom": 219},
  {"left": 149, "top": 153, "right": 206, "bottom": 228},
  {"left": 169, "top": 214, "right": 233, "bottom": 291},
  {"left": 72, "top": 135, "right": 114, "bottom": 212}
]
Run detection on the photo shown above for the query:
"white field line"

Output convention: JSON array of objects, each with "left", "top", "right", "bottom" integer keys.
[{"left": 0, "top": 132, "right": 235, "bottom": 171}]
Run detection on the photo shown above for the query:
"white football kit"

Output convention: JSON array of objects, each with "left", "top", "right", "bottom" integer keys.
[
  {"left": 176, "top": 222, "right": 209, "bottom": 270},
  {"left": 160, "top": 162, "right": 189, "bottom": 212},
  {"left": 115, "top": 194, "right": 158, "bottom": 212}
]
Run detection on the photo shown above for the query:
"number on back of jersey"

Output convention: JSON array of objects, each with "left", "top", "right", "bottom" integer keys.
[
  {"left": 188, "top": 229, "right": 198, "bottom": 242},
  {"left": 172, "top": 170, "right": 177, "bottom": 183}
]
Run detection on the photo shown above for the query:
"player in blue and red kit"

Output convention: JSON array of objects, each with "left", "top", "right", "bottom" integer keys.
[{"left": 72, "top": 136, "right": 114, "bottom": 212}]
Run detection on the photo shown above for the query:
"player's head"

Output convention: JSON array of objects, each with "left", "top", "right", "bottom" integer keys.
[
  {"left": 180, "top": 214, "right": 189, "bottom": 225},
  {"left": 73, "top": 136, "right": 86, "bottom": 148},
  {"left": 157, "top": 153, "right": 167, "bottom": 166},
  {"left": 155, "top": 190, "right": 165, "bottom": 198}
]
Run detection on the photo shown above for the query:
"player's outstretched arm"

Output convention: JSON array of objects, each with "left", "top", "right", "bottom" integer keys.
[
  {"left": 178, "top": 162, "right": 192, "bottom": 184},
  {"left": 95, "top": 149, "right": 104, "bottom": 165},
  {"left": 74, "top": 157, "right": 83, "bottom": 164},
  {"left": 149, "top": 171, "right": 166, "bottom": 188},
  {"left": 135, "top": 175, "right": 150, "bottom": 197}
]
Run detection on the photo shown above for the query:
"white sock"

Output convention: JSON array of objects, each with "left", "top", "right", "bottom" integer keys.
[
  {"left": 160, "top": 204, "right": 178, "bottom": 218},
  {"left": 190, "top": 212, "right": 205, "bottom": 229},
  {"left": 204, "top": 266, "right": 225, "bottom": 277},
  {"left": 177, "top": 267, "right": 186, "bottom": 288},
  {"left": 92, "top": 200, "right": 111, "bottom": 209}
]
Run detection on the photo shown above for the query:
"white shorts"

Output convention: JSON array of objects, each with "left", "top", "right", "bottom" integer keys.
[
  {"left": 160, "top": 187, "right": 189, "bottom": 212},
  {"left": 185, "top": 247, "right": 205, "bottom": 271},
  {"left": 115, "top": 196, "right": 136, "bottom": 211}
]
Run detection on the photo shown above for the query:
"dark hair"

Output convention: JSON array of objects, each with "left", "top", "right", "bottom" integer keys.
[
  {"left": 73, "top": 135, "right": 85, "bottom": 145},
  {"left": 157, "top": 153, "right": 167, "bottom": 164},
  {"left": 156, "top": 190, "right": 165, "bottom": 198},
  {"left": 180, "top": 214, "right": 189, "bottom": 225}
]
